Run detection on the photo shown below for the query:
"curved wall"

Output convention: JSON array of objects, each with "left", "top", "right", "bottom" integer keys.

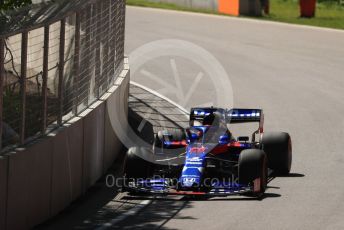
[{"left": 0, "top": 62, "right": 129, "bottom": 230}]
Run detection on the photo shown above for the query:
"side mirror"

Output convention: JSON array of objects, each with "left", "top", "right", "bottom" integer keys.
[{"left": 238, "top": 136, "right": 249, "bottom": 142}]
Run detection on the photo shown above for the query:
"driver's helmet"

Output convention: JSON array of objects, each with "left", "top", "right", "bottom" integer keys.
[
  {"left": 203, "top": 111, "right": 233, "bottom": 142},
  {"left": 203, "top": 111, "right": 224, "bottom": 127}
]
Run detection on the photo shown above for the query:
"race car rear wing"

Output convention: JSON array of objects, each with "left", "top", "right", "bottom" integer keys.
[
  {"left": 189, "top": 107, "right": 225, "bottom": 123},
  {"left": 227, "top": 109, "right": 263, "bottom": 123},
  {"left": 228, "top": 109, "right": 265, "bottom": 137},
  {"left": 189, "top": 107, "right": 264, "bottom": 138},
  {"left": 190, "top": 108, "right": 263, "bottom": 123}
]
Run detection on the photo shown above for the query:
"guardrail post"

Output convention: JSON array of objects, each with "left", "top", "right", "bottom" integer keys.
[
  {"left": 73, "top": 13, "right": 80, "bottom": 115},
  {"left": 102, "top": 1, "right": 109, "bottom": 88},
  {"left": 0, "top": 38, "right": 5, "bottom": 149},
  {"left": 107, "top": 0, "right": 114, "bottom": 86},
  {"left": 95, "top": 1, "right": 101, "bottom": 98},
  {"left": 57, "top": 19, "right": 65, "bottom": 125},
  {"left": 20, "top": 32, "right": 28, "bottom": 144},
  {"left": 42, "top": 26, "right": 49, "bottom": 133},
  {"left": 119, "top": 0, "right": 126, "bottom": 67},
  {"left": 84, "top": 7, "right": 92, "bottom": 106}
]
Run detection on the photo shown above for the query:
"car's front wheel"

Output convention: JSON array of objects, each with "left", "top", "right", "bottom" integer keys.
[
  {"left": 238, "top": 149, "right": 268, "bottom": 195},
  {"left": 123, "top": 147, "right": 154, "bottom": 179}
]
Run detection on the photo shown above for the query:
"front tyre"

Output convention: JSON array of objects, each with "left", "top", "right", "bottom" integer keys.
[
  {"left": 239, "top": 149, "right": 268, "bottom": 195},
  {"left": 123, "top": 147, "right": 154, "bottom": 179},
  {"left": 262, "top": 132, "right": 292, "bottom": 175}
]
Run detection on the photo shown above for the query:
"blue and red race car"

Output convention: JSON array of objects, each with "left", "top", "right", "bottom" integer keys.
[{"left": 122, "top": 107, "right": 292, "bottom": 197}]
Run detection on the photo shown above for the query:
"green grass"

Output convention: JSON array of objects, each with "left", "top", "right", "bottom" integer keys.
[
  {"left": 266, "top": 0, "right": 344, "bottom": 29},
  {"left": 127, "top": 0, "right": 344, "bottom": 30}
]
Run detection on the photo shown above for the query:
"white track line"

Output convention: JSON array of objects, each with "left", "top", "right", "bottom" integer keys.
[
  {"left": 127, "top": 6, "right": 344, "bottom": 33},
  {"left": 96, "top": 200, "right": 152, "bottom": 230},
  {"left": 130, "top": 81, "right": 190, "bottom": 116}
]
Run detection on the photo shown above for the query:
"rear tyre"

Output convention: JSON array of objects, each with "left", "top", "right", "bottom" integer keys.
[
  {"left": 239, "top": 149, "right": 268, "bottom": 195},
  {"left": 155, "top": 129, "right": 186, "bottom": 147},
  {"left": 262, "top": 132, "right": 292, "bottom": 175}
]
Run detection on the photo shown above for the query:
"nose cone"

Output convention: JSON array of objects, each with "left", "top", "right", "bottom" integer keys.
[
  {"left": 180, "top": 154, "right": 205, "bottom": 188},
  {"left": 180, "top": 167, "right": 204, "bottom": 188}
]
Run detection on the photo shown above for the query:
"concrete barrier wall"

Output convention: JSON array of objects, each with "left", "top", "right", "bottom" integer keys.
[
  {"left": 0, "top": 63, "right": 130, "bottom": 230},
  {"left": 83, "top": 103, "right": 106, "bottom": 190},
  {"left": 103, "top": 66, "right": 130, "bottom": 171},
  {"left": 0, "top": 156, "right": 8, "bottom": 230}
]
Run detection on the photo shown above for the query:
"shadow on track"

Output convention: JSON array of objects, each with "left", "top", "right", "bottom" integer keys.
[
  {"left": 123, "top": 190, "right": 282, "bottom": 203},
  {"left": 81, "top": 194, "right": 193, "bottom": 230},
  {"left": 268, "top": 172, "right": 305, "bottom": 184},
  {"left": 34, "top": 166, "right": 130, "bottom": 230},
  {"left": 112, "top": 191, "right": 281, "bottom": 229},
  {"left": 277, "top": 173, "right": 305, "bottom": 178}
]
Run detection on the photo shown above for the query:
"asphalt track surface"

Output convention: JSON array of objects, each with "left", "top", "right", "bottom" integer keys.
[{"left": 124, "top": 6, "right": 344, "bottom": 230}]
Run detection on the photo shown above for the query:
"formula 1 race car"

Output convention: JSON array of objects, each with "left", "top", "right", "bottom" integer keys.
[{"left": 122, "top": 107, "right": 292, "bottom": 197}]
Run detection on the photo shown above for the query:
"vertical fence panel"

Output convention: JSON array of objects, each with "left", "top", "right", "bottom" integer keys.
[
  {"left": 20, "top": 32, "right": 28, "bottom": 144},
  {"left": 0, "top": 38, "right": 4, "bottom": 149},
  {"left": 98, "top": 1, "right": 107, "bottom": 95},
  {"left": 2, "top": 34, "right": 22, "bottom": 149},
  {"left": 106, "top": 0, "right": 113, "bottom": 86},
  {"left": 78, "top": 9, "right": 91, "bottom": 112},
  {"left": 26, "top": 27, "right": 45, "bottom": 140},
  {"left": 57, "top": 19, "right": 65, "bottom": 125},
  {"left": 73, "top": 13, "right": 81, "bottom": 115},
  {"left": 85, "top": 7, "right": 92, "bottom": 107},
  {"left": 46, "top": 22, "right": 60, "bottom": 129},
  {"left": 42, "top": 26, "right": 50, "bottom": 133},
  {"left": 95, "top": 1, "right": 102, "bottom": 99},
  {"left": 62, "top": 14, "right": 76, "bottom": 122},
  {"left": 100, "top": 0, "right": 110, "bottom": 95}
]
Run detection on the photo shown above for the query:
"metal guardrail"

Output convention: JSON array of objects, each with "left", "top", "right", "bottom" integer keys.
[{"left": 0, "top": 0, "right": 126, "bottom": 152}]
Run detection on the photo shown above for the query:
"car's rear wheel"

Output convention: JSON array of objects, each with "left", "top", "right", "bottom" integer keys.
[
  {"left": 155, "top": 129, "right": 186, "bottom": 148},
  {"left": 262, "top": 132, "right": 292, "bottom": 175},
  {"left": 239, "top": 149, "right": 268, "bottom": 195}
]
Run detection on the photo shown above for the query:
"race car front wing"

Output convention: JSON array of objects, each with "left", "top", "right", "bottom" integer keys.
[{"left": 121, "top": 179, "right": 253, "bottom": 197}]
